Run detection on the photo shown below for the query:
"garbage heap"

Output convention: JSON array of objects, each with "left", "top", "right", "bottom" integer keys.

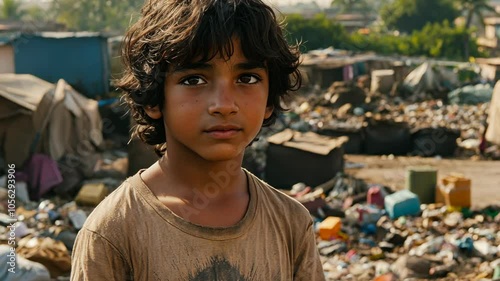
[
  {"left": 287, "top": 172, "right": 500, "bottom": 281},
  {"left": 280, "top": 80, "right": 494, "bottom": 158},
  {"left": 0, "top": 149, "right": 127, "bottom": 281}
]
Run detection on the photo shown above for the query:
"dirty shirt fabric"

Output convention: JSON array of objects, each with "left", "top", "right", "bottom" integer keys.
[{"left": 70, "top": 169, "right": 324, "bottom": 281}]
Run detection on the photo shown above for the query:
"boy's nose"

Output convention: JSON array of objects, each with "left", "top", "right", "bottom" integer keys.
[{"left": 208, "top": 80, "right": 239, "bottom": 116}]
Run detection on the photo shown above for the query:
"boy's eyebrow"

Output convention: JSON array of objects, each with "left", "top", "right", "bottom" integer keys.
[
  {"left": 172, "top": 62, "right": 212, "bottom": 73},
  {"left": 234, "top": 61, "right": 267, "bottom": 71},
  {"left": 172, "top": 61, "right": 267, "bottom": 73}
]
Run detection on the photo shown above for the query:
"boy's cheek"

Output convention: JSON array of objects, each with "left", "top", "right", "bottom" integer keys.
[{"left": 264, "top": 106, "right": 274, "bottom": 119}]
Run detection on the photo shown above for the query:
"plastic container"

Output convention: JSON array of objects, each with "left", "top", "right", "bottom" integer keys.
[
  {"left": 367, "top": 185, "right": 385, "bottom": 208},
  {"left": 319, "top": 216, "right": 342, "bottom": 240},
  {"left": 345, "top": 204, "right": 385, "bottom": 225},
  {"left": 436, "top": 174, "right": 471, "bottom": 207},
  {"left": 384, "top": 190, "right": 421, "bottom": 219},
  {"left": 405, "top": 166, "right": 437, "bottom": 204}
]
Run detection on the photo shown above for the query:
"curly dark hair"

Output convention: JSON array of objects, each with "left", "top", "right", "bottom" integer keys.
[{"left": 117, "top": 0, "right": 302, "bottom": 156}]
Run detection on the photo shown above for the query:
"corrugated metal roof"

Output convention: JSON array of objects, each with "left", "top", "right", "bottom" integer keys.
[
  {"left": 301, "top": 52, "right": 380, "bottom": 68},
  {"left": 37, "top": 32, "right": 105, "bottom": 38},
  {"left": 0, "top": 32, "right": 108, "bottom": 45}
]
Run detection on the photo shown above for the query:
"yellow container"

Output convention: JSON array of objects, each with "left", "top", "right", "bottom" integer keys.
[
  {"left": 319, "top": 216, "right": 342, "bottom": 240},
  {"left": 75, "top": 183, "right": 109, "bottom": 206},
  {"left": 435, "top": 174, "right": 471, "bottom": 207}
]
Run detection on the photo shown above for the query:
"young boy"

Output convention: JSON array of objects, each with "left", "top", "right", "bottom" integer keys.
[{"left": 71, "top": 0, "right": 325, "bottom": 280}]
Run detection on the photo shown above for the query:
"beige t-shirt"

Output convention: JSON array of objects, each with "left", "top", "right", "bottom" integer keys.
[{"left": 70, "top": 169, "right": 325, "bottom": 281}]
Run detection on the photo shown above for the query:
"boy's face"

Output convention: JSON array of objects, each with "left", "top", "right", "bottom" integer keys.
[{"left": 145, "top": 38, "right": 272, "bottom": 162}]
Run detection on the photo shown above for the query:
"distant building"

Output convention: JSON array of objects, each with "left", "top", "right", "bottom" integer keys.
[
  {"left": 273, "top": 3, "right": 378, "bottom": 33},
  {"left": 478, "top": 17, "right": 500, "bottom": 56},
  {"left": 328, "top": 12, "right": 378, "bottom": 33},
  {"left": 473, "top": 1, "right": 500, "bottom": 55},
  {"left": 274, "top": 2, "right": 323, "bottom": 18}
]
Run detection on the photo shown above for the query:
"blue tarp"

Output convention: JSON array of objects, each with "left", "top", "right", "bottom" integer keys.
[{"left": 448, "top": 84, "right": 493, "bottom": 105}]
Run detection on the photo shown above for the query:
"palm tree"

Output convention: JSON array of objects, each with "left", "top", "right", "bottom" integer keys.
[
  {"left": 457, "top": 0, "right": 499, "bottom": 60},
  {"left": 0, "top": 0, "right": 25, "bottom": 20}
]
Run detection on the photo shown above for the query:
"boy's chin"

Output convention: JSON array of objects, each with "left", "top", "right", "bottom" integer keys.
[{"left": 199, "top": 147, "right": 245, "bottom": 163}]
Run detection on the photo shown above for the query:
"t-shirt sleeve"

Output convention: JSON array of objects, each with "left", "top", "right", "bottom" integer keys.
[
  {"left": 71, "top": 227, "right": 132, "bottom": 281},
  {"left": 293, "top": 220, "right": 325, "bottom": 281}
]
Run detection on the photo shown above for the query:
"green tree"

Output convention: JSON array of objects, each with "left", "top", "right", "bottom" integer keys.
[
  {"left": 345, "top": 20, "right": 484, "bottom": 60},
  {"left": 411, "top": 20, "right": 481, "bottom": 60},
  {"left": 456, "top": 0, "right": 499, "bottom": 59},
  {"left": 284, "top": 13, "right": 348, "bottom": 51},
  {"left": 0, "top": 0, "right": 25, "bottom": 20},
  {"left": 53, "top": 0, "right": 143, "bottom": 32},
  {"left": 23, "top": 6, "right": 49, "bottom": 22},
  {"left": 348, "top": 32, "right": 413, "bottom": 55},
  {"left": 380, "top": 0, "right": 460, "bottom": 33}
]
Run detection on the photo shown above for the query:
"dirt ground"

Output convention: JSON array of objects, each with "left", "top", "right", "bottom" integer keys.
[{"left": 344, "top": 155, "right": 500, "bottom": 209}]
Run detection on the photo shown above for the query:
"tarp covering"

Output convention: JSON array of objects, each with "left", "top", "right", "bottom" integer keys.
[
  {"left": 0, "top": 74, "right": 103, "bottom": 168},
  {"left": 486, "top": 81, "right": 500, "bottom": 145},
  {"left": 448, "top": 84, "right": 493, "bottom": 105},
  {"left": 403, "top": 62, "right": 459, "bottom": 95}
]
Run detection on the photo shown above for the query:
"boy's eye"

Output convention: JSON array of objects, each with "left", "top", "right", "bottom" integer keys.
[
  {"left": 238, "top": 74, "right": 261, "bottom": 84},
  {"left": 181, "top": 76, "right": 206, "bottom": 85}
]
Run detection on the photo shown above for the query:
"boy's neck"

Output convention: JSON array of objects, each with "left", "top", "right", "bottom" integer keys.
[
  {"left": 140, "top": 151, "right": 250, "bottom": 227},
  {"left": 155, "top": 150, "right": 247, "bottom": 198}
]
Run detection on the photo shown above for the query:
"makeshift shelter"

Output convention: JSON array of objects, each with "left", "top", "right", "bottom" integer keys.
[
  {"left": 402, "top": 62, "right": 459, "bottom": 99},
  {"left": 0, "top": 74, "right": 103, "bottom": 169},
  {"left": 486, "top": 81, "right": 500, "bottom": 145},
  {"left": 299, "top": 50, "right": 373, "bottom": 89},
  {"left": 0, "top": 32, "right": 110, "bottom": 97}
]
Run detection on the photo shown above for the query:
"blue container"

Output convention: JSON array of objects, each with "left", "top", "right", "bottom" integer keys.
[{"left": 384, "top": 190, "right": 421, "bottom": 219}]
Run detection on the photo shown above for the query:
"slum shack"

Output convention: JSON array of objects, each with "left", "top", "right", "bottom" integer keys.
[
  {"left": 0, "top": 32, "right": 110, "bottom": 97},
  {"left": 0, "top": 74, "right": 103, "bottom": 198}
]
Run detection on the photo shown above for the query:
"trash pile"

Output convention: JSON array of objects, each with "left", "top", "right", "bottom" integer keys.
[
  {"left": 286, "top": 172, "right": 500, "bottom": 281},
  {"left": 281, "top": 81, "right": 493, "bottom": 158},
  {"left": 0, "top": 149, "right": 127, "bottom": 280}
]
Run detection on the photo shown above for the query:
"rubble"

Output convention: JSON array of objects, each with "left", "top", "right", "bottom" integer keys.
[
  {"left": 292, "top": 170, "right": 500, "bottom": 281},
  {"left": 279, "top": 76, "right": 497, "bottom": 158},
  {"left": 0, "top": 148, "right": 126, "bottom": 280}
]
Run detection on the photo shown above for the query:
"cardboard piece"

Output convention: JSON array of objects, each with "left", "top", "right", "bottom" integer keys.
[
  {"left": 265, "top": 129, "right": 347, "bottom": 189},
  {"left": 75, "top": 182, "right": 108, "bottom": 206}
]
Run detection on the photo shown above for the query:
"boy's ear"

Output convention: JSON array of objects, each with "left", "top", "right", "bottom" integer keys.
[
  {"left": 264, "top": 105, "right": 274, "bottom": 119},
  {"left": 144, "top": 105, "right": 162, "bottom": 119}
]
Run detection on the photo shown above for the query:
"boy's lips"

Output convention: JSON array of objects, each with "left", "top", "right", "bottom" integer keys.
[{"left": 204, "top": 124, "right": 242, "bottom": 139}]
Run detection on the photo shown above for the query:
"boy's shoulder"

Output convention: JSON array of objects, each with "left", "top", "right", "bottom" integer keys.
[
  {"left": 246, "top": 171, "right": 313, "bottom": 223},
  {"left": 80, "top": 175, "right": 143, "bottom": 235}
]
